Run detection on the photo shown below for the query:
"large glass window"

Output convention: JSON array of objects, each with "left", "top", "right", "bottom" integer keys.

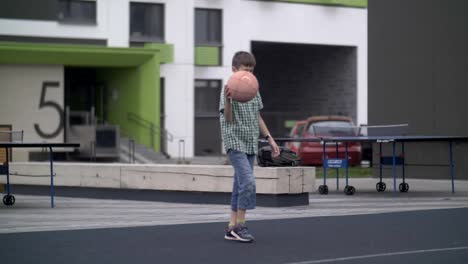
[
  {"left": 58, "top": 0, "right": 96, "bottom": 24},
  {"left": 194, "top": 80, "right": 222, "bottom": 156},
  {"left": 195, "top": 8, "right": 222, "bottom": 46},
  {"left": 195, "top": 80, "right": 221, "bottom": 115},
  {"left": 130, "top": 2, "right": 164, "bottom": 43}
]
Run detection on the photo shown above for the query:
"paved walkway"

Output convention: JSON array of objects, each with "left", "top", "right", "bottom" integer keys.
[{"left": 1, "top": 178, "right": 468, "bottom": 234}]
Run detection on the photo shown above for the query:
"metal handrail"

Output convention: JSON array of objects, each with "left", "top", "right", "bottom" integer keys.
[
  {"left": 119, "top": 129, "right": 136, "bottom": 164},
  {"left": 127, "top": 112, "right": 174, "bottom": 142},
  {"left": 129, "top": 138, "right": 135, "bottom": 164},
  {"left": 178, "top": 139, "right": 185, "bottom": 163}
]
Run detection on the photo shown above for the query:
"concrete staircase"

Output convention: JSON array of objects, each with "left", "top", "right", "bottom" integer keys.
[
  {"left": 119, "top": 137, "right": 171, "bottom": 164},
  {"left": 119, "top": 137, "right": 230, "bottom": 165}
]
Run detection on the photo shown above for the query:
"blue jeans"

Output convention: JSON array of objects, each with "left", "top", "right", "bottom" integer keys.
[{"left": 227, "top": 149, "right": 256, "bottom": 211}]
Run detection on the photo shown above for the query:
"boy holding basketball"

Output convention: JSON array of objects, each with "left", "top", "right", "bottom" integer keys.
[{"left": 219, "top": 51, "right": 280, "bottom": 243}]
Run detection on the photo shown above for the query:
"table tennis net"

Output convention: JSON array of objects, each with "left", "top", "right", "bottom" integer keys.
[
  {"left": 0, "top": 130, "right": 24, "bottom": 143},
  {"left": 310, "top": 124, "right": 409, "bottom": 137}
]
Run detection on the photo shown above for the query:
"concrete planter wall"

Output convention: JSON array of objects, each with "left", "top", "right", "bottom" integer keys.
[{"left": 4, "top": 163, "right": 315, "bottom": 195}]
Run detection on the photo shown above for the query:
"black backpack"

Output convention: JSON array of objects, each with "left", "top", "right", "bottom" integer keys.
[{"left": 257, "top": 146, "right": 302, "bottom": 167}]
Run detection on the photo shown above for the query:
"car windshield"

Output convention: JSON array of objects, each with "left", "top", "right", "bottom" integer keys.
[
  {"left": 307, "top": 121, "right": 357, "bottom": 137},
  {"left": 290, "top": 123, "right": 306, "bottom": 137}
]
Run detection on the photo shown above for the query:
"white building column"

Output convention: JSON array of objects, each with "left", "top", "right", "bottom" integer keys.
[
  {"left": 161, "top": 0, "right": 195, "bottom": 158},
  {"left": 106, "top": 0, "right": 129, "bottom": 47}
]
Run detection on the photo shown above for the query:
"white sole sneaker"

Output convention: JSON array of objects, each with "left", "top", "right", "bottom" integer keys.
[{"left": 230, "top": 230, "right": 254, "bottom": 243}]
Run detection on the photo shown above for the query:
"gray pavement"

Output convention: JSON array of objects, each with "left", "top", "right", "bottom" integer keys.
[
  {"left": 2, "top": 207, "right": 468, "bottom": 264},
  {"left": 1, "top": 178, "right": 468, "bottom": 234}
]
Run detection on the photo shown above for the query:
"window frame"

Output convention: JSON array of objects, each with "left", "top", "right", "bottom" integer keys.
[
  {"left": 129, "top": 2, "right": 165, "bottom": 43},
  {"left": 195, "top": 8, "right": 223, "bottom": 47},
  {"left": 57, "top": 0, "right": 97, "bottom": 25},
  {"left": 194, "top": 79, "right": 222, "bottom": 117}
]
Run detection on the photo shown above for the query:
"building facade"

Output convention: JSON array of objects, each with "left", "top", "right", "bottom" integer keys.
[
  {"left": 0, "top": 0, "right": 367, "bottom": 160},
  {"left": 368, "top": 0, "right": 468, "bottom": 179}
]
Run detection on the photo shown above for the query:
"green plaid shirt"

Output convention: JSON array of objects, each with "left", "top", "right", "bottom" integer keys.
[{"left": 219, "top": 89, "right": 263, "bottom": 154}]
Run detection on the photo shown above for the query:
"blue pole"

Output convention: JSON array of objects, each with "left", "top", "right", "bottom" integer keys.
[
  {"left": 449, "top": 141, "right": 455, "bottom": 193},
  {"left": 392, "top": 141, "right": 396, "bottom": 195},
  {"left": 49, "top": 147, "right": 54, "bottom": 208},
  {"left": 402, "top": 142, "right": 406, "bottom": 183},
  {"left": 345, "top": 142, "right": 349, "bottom": 186},
  {"left": 336, "top": 143, "right": 339, "bottom": 190},
  {"left": 5, "top": 147, "right": 10, "bottom": 196},
  {"left": 379, "top": 143, "right": 382, "bottom": 182},
  {"left": 323, "top": 141, "right": 327, "bottom": 185}
]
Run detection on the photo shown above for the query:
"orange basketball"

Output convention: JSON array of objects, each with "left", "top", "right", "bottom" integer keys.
[{"left": 226, "top": 71, "right": 259, "bottom": 103}]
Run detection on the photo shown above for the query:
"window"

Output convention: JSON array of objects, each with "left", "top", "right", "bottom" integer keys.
[
  {"left": 195, "top": 8, "right": 222, "bottom": 65},
  {"left": 58, "top": 0, "right": 96, "bottom": 24},
  {"left": 194, "top": 80, "right": 222, "bottom": 155},
  {"left": 195, "top": 80, "right": 221, "bottom": 115},
  {"left": 308, "top": 121, "right": 357, "bottom": 137},
  {"left": 195, "top": 8, "right": 222, "bottom": 46},
  {"left": 130, "top": 2, "right": 164, "bottom": 43}
]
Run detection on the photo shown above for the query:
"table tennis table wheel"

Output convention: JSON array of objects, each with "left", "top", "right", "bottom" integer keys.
[
  {"left": 344, "top": 186, "right": 356, "bottom": 195},
  {"left": 376, "top": 182, "right": 386, "bottom": 192},
  {"left": 318, "top": 185, "right": 328, "bottom": 195},
  {"left": 2, "top": 194, "right": 15, "bottom": 206},
  {"left": 399, "top": 183, "right": 409, "bottom": 193}
]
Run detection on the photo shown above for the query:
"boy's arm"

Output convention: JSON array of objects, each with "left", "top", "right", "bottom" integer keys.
[
  {"left": 224, "top": 97, "right": 233, "bottom": 123},
  {"left": 223, "top": 85, "right": 233, "bottom": 123},
  {"left": 259, "top": 114, "right": 280, "bottom": 157}
]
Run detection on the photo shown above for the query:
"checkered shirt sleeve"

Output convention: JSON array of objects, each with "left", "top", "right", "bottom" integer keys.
[{"left": 219, "top": 89, "right": 263, "bottom": 154}]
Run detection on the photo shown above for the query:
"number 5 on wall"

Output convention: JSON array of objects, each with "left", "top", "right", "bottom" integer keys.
[{"left": 34, "top": 81, "right": 64, "bottom": 139}]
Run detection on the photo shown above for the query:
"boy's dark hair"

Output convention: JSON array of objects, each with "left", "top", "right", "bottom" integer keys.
[{"left": 232, "top": 51, "right": 256, "bottom": 69}]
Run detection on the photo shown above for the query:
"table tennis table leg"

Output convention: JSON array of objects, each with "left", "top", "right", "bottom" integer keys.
[
  {"left": 392, "top": 141, "right": 397, "bottom": 195},
  {"left": 336, "top": 143, "right": 339, "bottom": 190},
  {"left": 401, "top": 142, "right": 406, "bottom": 184},
  {"left": 379, "top": 143, "right": 383, "bottom": 182},
  {"left": 343, "top": 142, "right": 355, "bottom": 195},
  {"left": 5, "top": 147, "right": 11, "bottom": 196},
  {"left": 318, "top": 142, "right": 329, "bottom": 194},
  {"left": 2, "top": 147, "right": 16, "bottom": 206},
  {"left": 345, "top": 142, "right": 349, "bottom": 187},
  {"left": 449, "top": 141, "right": 455, "bottom": 193},
  {"left": 49, "top": 147, "right": 54, "bottom": 208},
  {"left": 322, "top": 142, "right": 327, "bottom": 186}
]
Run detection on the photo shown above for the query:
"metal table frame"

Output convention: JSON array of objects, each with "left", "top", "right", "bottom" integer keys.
[
  {"left": 271, "top": 136, "right": 468, "bottom": 195},
  {"left": 1, "top": 143, "right": 79, "bottom": 208}
]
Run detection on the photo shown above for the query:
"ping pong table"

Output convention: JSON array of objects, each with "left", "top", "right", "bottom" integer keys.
[
  {"left": 271, "top": 135, "right": 468, "bottom": 195},
  {"left": 1, "top": 142, "right": 80, "bottom": 208}
]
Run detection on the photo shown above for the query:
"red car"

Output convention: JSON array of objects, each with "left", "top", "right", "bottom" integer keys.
[{"left": 287, "top": 116, "right": 362, "bottom": 166}]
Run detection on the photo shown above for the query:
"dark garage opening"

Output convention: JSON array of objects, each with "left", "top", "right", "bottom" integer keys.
[{"left": 252, "top": 41, "right": 358, "bottom": 137}]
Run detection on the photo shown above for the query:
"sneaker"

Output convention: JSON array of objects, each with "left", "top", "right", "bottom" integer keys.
[
  {"left": 224, "top": 227, "right": 238, "bottom": 241},
  {"left": 230, "top": 224, "right": 255, "bottom": 243}
]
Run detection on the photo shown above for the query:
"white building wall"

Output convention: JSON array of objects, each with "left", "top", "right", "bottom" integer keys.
[
  {"left": 160, "top": 0, "right": 195, "bottom": 158},
  {"left": 0, "top": 65, "right": 64, "bottom": 143},
  {"left": 106, "top": 0, "right": 129, "bottom": 47}
]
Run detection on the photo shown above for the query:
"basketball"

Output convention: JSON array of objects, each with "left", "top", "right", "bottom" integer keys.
[{"left": 226, "top": 70, "right": 259, "bottom": 103}]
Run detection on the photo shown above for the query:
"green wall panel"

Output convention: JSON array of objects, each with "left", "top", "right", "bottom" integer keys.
[
  {"left": 0, "top": 42, "right": 173, "bottom": 66},
  {"left": 273, "top": 0, "right": 367, "bottom": 8},
  {"left": 96, "top": 60, "right": 160, "bottom": 152},
  {"left": 195, "top": 46, "right": 220, "bottom": 66}
]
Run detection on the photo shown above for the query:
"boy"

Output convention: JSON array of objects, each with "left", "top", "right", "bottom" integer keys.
[{"left": 219, "top": 51, "right": 280, "bottom": 243}]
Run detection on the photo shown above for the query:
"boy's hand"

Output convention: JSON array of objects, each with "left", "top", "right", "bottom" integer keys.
[{"left": 268, "top": 137, "right": 280, "bottom": 157}]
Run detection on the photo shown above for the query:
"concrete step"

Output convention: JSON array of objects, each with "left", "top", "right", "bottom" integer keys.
[{"left": 119, "top": 137, "right": 169, "bottom": 164}]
